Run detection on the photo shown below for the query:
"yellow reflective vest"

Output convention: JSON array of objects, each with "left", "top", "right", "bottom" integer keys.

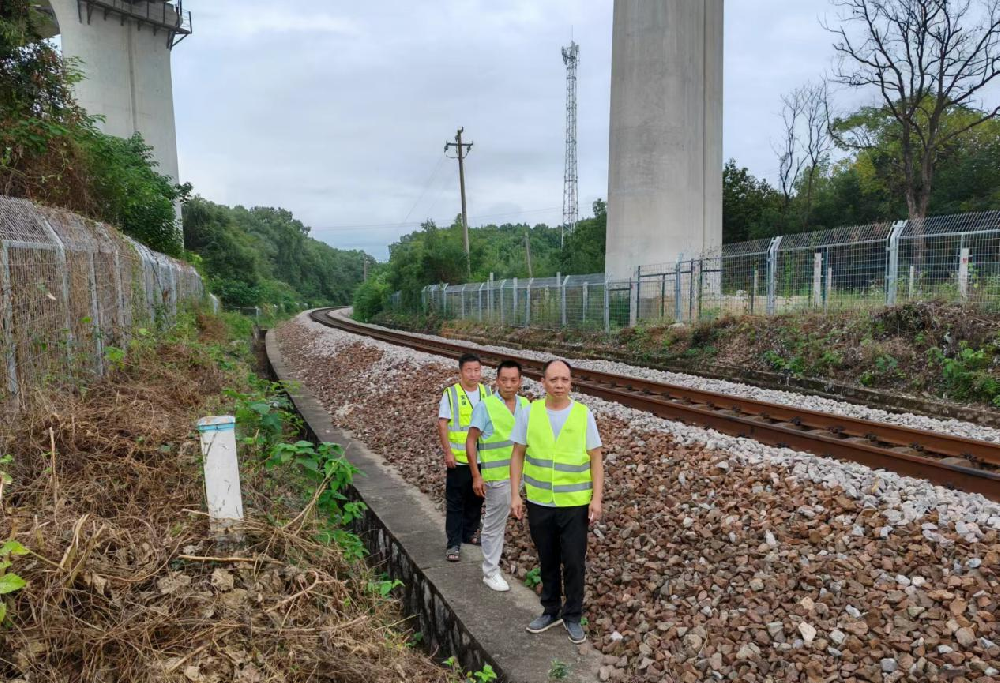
[
  {"left": 479, "top": 394, "right": 529, "bottom": 482},
  {"left": 522, "top": 399, "right": 593, "bottom": 507},
  {"left": 444, "top": 382, "right": 491, "bottom": 464}
]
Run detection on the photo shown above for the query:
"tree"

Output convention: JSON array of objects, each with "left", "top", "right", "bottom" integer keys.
[
  {"left": 828, "top": 0, "right": 1000, "bottom": 220},
  {"left": 722, "top": 160, "right": 783, "bottom": 242}
]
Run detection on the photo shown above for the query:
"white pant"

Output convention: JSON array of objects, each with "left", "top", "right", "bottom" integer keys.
[{"left": 481, "top": 480, "right": 511, "bottom": 576}]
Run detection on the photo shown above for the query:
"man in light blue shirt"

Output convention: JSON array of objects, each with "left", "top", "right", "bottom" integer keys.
[{"left": 466, "top": 360, "right": 528, "bottom": 592}]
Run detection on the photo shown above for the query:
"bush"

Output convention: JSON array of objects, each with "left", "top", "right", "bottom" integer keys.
[{"left": 353, "top": 278, "right": 389, "bottom": 322}]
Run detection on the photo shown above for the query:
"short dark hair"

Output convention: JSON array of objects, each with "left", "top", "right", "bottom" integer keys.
[
  {"left": 542, "top": 358, "right": 572, "bottom": 376},
  {"left": 497, "top": 359, "right": 522, "bottom": 376},
  {"left": 458, "top": 353, "right": 482, "bottom": 369}
]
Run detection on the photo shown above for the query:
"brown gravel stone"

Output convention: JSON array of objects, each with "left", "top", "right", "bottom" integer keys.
[{"left": 275, "top": 316, "right": 1000, "bottom": 682}]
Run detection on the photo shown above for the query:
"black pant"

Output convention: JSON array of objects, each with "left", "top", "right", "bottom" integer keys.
[
  {"left": 445, "top": 465, "right": 483, "bottom": 549},
  {"left": 526, "top": 502, "right": 588, "bottom": 623}
]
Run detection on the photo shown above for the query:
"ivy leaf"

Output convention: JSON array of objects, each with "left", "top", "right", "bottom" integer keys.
[
  {"left": 0, "top": 541, "right": 28, "bottom": 557},
  {"left": 0, "top": 574, "right": 27, "bottom": 594}
]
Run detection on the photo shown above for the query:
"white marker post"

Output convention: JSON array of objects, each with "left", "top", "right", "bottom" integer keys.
[{"left": 197, "top": 416, "right": 244, "bottom": 542}]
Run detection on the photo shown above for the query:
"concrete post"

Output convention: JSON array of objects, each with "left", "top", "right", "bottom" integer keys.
[
  {"left": 197, "top": 416, "right": 244, "bottom": 542},
  {"left": 825, "top": 266, "right": 833, "bottom": 312},
  {"left": 751, "top": 268, "right": 758, "bottom": 315},
  {"left": 582, "top": 282, "right": 589, "bottom": 323},
  {"left": 460, "top": 285, "right": 466, "bottom": 318},
  {"left": 958, "top": 247, "right": 971, "bottom": 300},
  {"left": 603, "top": 278, "right": 611, "bottom": 333},
  {"left": 630, "top": 266, "right": 640, "bottom": 327},
  {"left": 674, "top": 254, "right": 684, "bottom": 322},
  {"left": 442, "top": 283, "right": 448, "bottom": 315},
  {"left": 512, "top": 277, "right": 518, "bottom": 323},
  {"left": 87, "top": 251, "right": 104, "bottom": 374},
  {"left": 488, "top": 273, "right": 494, "bottom": 319},
  {"left": 37, "top": 216, "right": 74, "bottom": 363},
  {"left": 812, "top": 252, "right": 823, "bottom": 307},
  {"left": 525, "top": 278, "right": 533, "bottom": 326},
  {"left": 0, "top": 243, "right": 18, "bottom": 398},
  {"left": 885, "top": 220, "right": 906, "bottom": 306},
  {"left": 766, "top": 237, "right": 782, "bottom": 315},
  {"left": 908, "top": 265, "right": 915, "bottom": 298},
  {"left": 498, "top": 280, "right": 506, "bottom": 326},
  {"left": 478, "top": 283, "right": 485, "bottom": 321},
  {"left": 560, "top": 274, "right": 569, "bottom": 327}
]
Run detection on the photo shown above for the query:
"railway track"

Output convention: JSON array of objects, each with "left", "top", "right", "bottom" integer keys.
[{"left": 310, "top": 308, "right": 1000, "bottom": 502}]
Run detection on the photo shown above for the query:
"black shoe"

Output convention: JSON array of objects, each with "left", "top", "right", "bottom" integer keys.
[
  {"left": 564, "top": 620, "right": 586, "bottom": 644},
  {"left": 526, "top": 613, "right": 563, "bottom": 634}
]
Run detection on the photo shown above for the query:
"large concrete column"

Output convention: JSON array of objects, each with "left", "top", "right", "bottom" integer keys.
[
  {"left": 44, "top": 1, "right": 183, "bottom": 220},
  {"left": 605, "top": 0, "right": 724, "bottom": 279}
]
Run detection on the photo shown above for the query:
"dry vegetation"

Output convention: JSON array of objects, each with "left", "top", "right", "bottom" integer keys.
[{"left": 0, "top": 311, "right": 451, "bottom": 683}]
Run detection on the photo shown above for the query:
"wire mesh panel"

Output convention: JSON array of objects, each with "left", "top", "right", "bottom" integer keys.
[
  {"left": 714, "top": 239, "right": 771, "bottom": 318},
  {"left": 898, "top": 212, "right": 1000, "bottom": 308},
  {"left": 773, "top": 223, "right": 895, "bottom": 314},
  {"left": 0, "top": 196, "right": 205, "bottom": 411}
]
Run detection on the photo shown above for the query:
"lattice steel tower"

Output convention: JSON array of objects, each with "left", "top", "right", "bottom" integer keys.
[{"left": 561, "top": 40, "right": 580, "bottom": 248}]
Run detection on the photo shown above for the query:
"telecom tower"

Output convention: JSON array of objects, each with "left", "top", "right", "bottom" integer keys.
[{"left": 561, "top": 40, "right": 579, "bottom": 248}]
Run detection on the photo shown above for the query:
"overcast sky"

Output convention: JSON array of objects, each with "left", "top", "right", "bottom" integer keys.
[{"left": 171, "top": 1, "right": 875, "bottom": 259}]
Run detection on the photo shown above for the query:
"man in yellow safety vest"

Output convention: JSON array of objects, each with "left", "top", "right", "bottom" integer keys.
[
  {"left": 465, "top": 359, "right": 529, "bottom": 592},
  {"left": 510, "top": 359, "right": 603, "bottom": 645},
  {"left": 437, "top": 353, "right": 492, "bottom": 562}
]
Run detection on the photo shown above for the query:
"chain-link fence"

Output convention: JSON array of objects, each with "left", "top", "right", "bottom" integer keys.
[
  {"left": 399, "top": 210, "right": 1000, "bottom": 332},
  {"left": 1, "top": 196, "right": 204, "bottom": 409}
]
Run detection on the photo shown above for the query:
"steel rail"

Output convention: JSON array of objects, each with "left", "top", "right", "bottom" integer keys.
[{"left": 310, "top": 309, "right": 1000, "bottom": 502}]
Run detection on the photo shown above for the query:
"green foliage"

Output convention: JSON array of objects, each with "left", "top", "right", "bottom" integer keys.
[
  {"left": 442, "top": 657, "right": 497, "bottom": 683},
  {"left": 383, "top": 201, "right": 607, "bottom": 310},
  {"left": 0, "top": 537, "right": 29, "bottom": 623},
  {"left": 524, "top": 567, "right": 541, "bottom": 589},
  {"left": 548, "top": 659, "right": 570, "bottom": 681},
  {"left": 928, "top": 343, "right": 1000, "bottom": 406},
  {"left": 80, "top": 131, "right": 189, "bottom": 255},
  {"left": 723, "top": 160, "right": 784, "bottom": 242},
  {"left": 1, "top": 3, "right": 187, "bottom": 255},
  {"left": 103, "top": 345, "right": 126, "bottom": 371},
  {"left": 366, "top": 574, "right": 403, "bottom": 598},
  {"left": 183, "top": 197, "right": 367, "bottom": 308},
  {"left": 266, "top": 440, "right": 369, "bottom": 559},
  {"left": 352, "top": 275, "right": 390, "bottom": 322},
  {"left": 724, "top": 103, "right": 1000, "bottom": 241}
]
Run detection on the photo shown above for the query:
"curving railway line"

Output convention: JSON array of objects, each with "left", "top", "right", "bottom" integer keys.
[{"left": 309, "top": 308, "right": 1000, "bottom": 502}]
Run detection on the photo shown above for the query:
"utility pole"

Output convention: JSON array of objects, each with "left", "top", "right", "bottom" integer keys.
[
  {"left": 525, "top": 231, "right": 533, "bottom": 278},
  {"left": 444, "top": 128, "right": 473, "bottom": 276}
]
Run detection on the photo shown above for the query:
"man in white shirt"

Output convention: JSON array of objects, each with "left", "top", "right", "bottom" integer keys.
[{"left": 510, "top": 359, "right": 603, "bottom": 644}]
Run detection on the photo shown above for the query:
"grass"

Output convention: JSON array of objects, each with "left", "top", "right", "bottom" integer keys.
[{"left": 0, "top": 305, "right": 457, "bottom": 683}]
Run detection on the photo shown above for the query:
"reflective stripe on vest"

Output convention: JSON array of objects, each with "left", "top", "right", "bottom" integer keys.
[
  {"left": 522, "top": 399, "right": 593, "bottom": 506},
  {"left": 479, "top": 394, "right": 528, "bottom": 482},
  {"left": 446, "top": 383, "right": 490, "bottom": 464}
]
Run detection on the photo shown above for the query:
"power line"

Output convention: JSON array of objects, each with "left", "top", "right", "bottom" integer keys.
[
  {"left": 312, "top": 206, "right": 562, "bottom": 233},
  {"left": 396, "top": 155, "right": 448, "bottom": 229}
]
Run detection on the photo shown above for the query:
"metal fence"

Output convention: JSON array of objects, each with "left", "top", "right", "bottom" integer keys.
[
  {"left": 407, "top": 211, "right": 1000, "bottom": 331},
  {"left": 1, "top": 196, "right": 204, "bottom": 408}
]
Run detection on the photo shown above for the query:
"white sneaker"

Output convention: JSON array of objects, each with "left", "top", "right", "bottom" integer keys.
[{"left": 483, "top": 571, "right": 510, "bottom": 592}]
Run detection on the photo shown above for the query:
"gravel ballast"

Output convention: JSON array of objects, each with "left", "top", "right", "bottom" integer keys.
[{"left": 277, "top": 313, "right": 1000, "bottom": 683}]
